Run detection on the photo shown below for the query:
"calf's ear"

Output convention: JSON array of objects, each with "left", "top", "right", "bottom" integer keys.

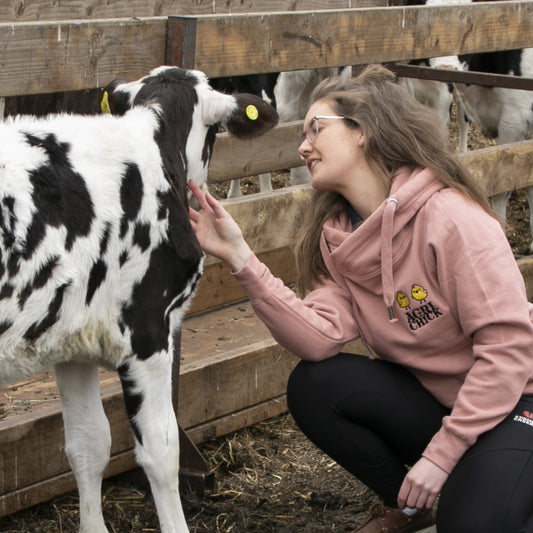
[
  {"left": 101, "top": 78, "right": 132, "bottom": 116},
  {"left": 224, "top": 93, "right": 279, "bottom": 138}
]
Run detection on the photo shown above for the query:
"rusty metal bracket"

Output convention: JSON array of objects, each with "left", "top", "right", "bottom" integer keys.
[
  {"left": 172, "top": 328, "right": 214, "bottom": 495},
  {"left": 178, "top": 424, "right": 214, "bottom": 495}
]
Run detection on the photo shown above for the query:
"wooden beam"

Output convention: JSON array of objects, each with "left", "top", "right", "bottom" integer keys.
[
  {"left": 208, "top": 121, "right": 304, "bottom": 183},
  {"left": 167, "top": 2, "right": 533, "bottom": 77},
  {"left": 0, "top": 0, "right": 385, "bottom": 23},
  {"left": 0, "top": 17, "right": 167, "bottom": 97},
  {"left": 459, "top": 140, "right": 533, "bottom": 197},
  {"left": 0, "top": 393, "right": 290, "bottom": 518}
]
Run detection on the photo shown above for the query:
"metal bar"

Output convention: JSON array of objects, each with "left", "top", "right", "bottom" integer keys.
[{"left": 387, "top": 62, "right": 533, "bottom": 91}]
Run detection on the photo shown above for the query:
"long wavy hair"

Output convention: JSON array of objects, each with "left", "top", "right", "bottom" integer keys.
[{"left": 295, "top": 64, "right": 495, "bottom": 294}]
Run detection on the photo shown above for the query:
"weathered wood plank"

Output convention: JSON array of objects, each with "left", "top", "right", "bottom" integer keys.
[
  {"left": 0, "top": 395, "right": 289, "bottom": 518},
  {"left": 0, "top": 383, "right": 132, "bottom": 497},
  {"left": 0, "top": 18, "right": 167, "bottom": 97},
  {"left": 167, "top": 2, "right": 533, "bottom": 77},
  {"left": 208, "top": 121, "right": 303, "bottom": 183},
  {"left": 189, "top": 246, "right": 297, "bottom": 315},
  {"left": 0, "top": 0, "right": 384, "bottom": 22},
  {"left": 459, "top": 140, "right": 533, "bottom": 197},
  {"left": 179, "top": 339, "right": 299, "bottom": 429},
  {"left": 184, "top": 395, "right": 289, "bottom": 443}
]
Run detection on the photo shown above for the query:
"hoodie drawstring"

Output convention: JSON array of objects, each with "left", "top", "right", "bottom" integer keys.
[{"left": 382, "top": 198, "right": 398, "bottom": 323}]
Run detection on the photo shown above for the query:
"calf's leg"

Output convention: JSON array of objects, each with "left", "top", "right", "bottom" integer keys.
[
  {"left": 119, "top": 351, "right": 189, "bottom": 533},
  {"left": 54, "top": 361, "right": 111, "bottom": 533}
]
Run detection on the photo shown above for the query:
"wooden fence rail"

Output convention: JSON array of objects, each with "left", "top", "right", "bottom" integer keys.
[
  {"left": 168, "top": 3, "right": 533, "bottom": 76},
  {"left": 1, "top": 2, "right": 532, "bottom": 96},
  {"left": 0, "top": 0, "right": 382, "bottom": 22}
]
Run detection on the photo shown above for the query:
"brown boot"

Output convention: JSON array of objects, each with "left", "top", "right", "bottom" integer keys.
[{"left": 354, "top": 503, "right": 436, "bottom": 532}]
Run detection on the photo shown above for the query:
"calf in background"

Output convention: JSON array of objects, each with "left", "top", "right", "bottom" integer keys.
[{"left": 457, "top": 47, "right": 533, "bottom": 252}]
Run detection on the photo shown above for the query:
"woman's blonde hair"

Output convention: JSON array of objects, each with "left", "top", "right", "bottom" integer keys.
[{"left": 295, "top": 64, "right": 495, "bottom": 293}]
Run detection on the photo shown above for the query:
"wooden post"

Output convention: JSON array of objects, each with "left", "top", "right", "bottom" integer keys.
[{"left": 166, "top": 16, "right": 198, "bottom": 70}]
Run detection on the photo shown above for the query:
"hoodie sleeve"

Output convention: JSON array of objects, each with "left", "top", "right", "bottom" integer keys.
[
  {"left": 232, "top": 253, "right": 359, "bottom": 360},
  {"left": 421, "top": 193, "right": 533, "bottom": 473}
]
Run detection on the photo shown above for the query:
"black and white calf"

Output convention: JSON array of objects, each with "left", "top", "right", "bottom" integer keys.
[
  {"left": 0, "top": 66, "right": 278, "bottom": 532},
  {"left": 456, "top": 47, "right": 533, "bottom": 251}
]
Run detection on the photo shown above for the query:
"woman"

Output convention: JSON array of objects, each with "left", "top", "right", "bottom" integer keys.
[{"left": 188, "top": 65, "right": 533, "bottom": 532}]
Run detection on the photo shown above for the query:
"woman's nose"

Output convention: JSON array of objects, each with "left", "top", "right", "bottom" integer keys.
[{"left": 298, "top": 138, "right": 311, "bottom": 158}]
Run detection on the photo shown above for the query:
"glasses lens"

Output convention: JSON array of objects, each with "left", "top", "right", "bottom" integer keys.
[
  {"left": 298, "top": 119, "right": 317, "bottom": 148},
  {"left": 308, "top": 119, "right": 319, "bottom": 144}
]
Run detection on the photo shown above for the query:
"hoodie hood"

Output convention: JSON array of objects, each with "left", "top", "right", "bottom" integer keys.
[{"left": 321, "top": 167, "right": 446, "bottom": 321}]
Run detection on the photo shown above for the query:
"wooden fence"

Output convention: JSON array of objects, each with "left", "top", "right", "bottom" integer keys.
[{"left": 1, "top": 0, "right": 533, "bottom": 517}]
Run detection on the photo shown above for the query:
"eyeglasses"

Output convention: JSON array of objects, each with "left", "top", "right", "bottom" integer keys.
[{"left": 298, "top": 115, "right": 350, "bottom": 148}]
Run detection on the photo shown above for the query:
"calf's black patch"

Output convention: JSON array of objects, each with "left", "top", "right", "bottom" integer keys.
[
  {"left": 24, "top": 133, "right": 95, "bottom": 255},
  {"left": 86, "top": 259, "right": 108, "bottom": 306},
  {"left": 119, "top": 162, "right": 144, "bottom": 239},
  {"left": 18, "top": 255, "right": 61, "bottom": 309},
  {"left": 23, "top": 281, "right": 70, "bottom": 341},
  {"left": 118, "top": 365, "right": 144, "bottom": 444}
]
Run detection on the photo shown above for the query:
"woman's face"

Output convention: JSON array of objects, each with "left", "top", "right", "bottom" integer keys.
[
  {"left": 298, "top": 100, "right": 389, "bottom": 216},
  {"left": 298, "top": 100, "right": 365, "bottom": 194}
]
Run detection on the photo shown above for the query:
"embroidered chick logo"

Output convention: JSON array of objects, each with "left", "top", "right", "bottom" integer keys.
[
  {"left": 396, "top": 291, "right": 410, "bottom": 309},
  {"left": 411, "top": 284, "right": 428, "bottom": 302}
]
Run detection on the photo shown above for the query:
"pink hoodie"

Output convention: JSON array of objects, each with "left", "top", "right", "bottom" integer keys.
[{"left": 233, "top": 167, "right": 533, "bottom": 473}]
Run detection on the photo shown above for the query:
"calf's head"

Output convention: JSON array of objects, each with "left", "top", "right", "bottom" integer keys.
[{"left": 102, "top": 66, "right": 279, "bottom": 197}]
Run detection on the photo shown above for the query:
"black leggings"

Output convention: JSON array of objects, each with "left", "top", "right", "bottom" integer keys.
[{"left": 287, "top": 353, "right": 533, "bottom": 533}]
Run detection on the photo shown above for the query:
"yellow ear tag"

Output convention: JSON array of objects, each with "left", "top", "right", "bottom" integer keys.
[
  {"left": 100, "top": 91, "right": 111, "bottom": 114},
  {"left": 245, "top": 104, "right": 258, "bottom": 121}
]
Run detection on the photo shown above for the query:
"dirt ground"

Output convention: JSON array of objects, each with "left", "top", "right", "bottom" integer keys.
[{"left": 0, "top": 116, "right": 531, "bottom": 532}]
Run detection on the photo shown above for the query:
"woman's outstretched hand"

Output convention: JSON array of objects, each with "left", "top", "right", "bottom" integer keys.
[{"left": 188, "top": 181, "right": 252, "bottom": 272}]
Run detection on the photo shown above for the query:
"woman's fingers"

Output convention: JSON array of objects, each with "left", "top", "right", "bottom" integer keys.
[
  {"left": 188, "top": 181, "right": 229, "bottom": 218},
  {"left": 188, "top": 181, "right": 212, "bottom": 212},
  {"left": 188, "top": 206, "right": 199, "bottom": 223},
  {"left": 205, "top": 191, "right": 230, "bottom": 218}
]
